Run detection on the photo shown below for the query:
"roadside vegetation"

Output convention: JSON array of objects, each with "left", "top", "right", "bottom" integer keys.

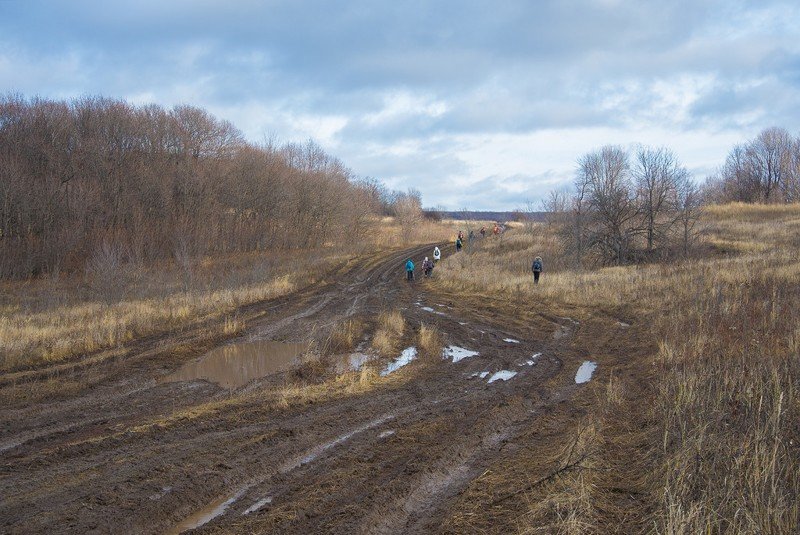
[{"left": 436, "top": 202, "right": 799, "bottom": 533}]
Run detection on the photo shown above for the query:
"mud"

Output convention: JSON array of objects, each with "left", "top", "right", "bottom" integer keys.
[{"left": 0, "top": 242, "right": 652, "bottom": 534}]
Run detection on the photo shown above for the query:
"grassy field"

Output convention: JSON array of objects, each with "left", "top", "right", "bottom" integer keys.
[{"left": 435, "top": 203, "right": 800, "bottom": 533}]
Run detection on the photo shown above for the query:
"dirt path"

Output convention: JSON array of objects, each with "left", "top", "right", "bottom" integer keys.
[{"left": 0, "top": 244, "right": 650, "bottom": 534}]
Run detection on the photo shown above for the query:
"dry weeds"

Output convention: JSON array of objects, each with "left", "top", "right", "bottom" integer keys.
[
  {"left": 417, "top": 323, "right": 444, "bottom": 358},
  {"left": 372, "top": 310, "right": 406, "bottom": 356}
]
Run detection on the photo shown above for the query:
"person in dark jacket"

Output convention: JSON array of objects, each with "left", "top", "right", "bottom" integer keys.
[
  {"left": 455, "top": 237, "right": 462, "bottom": 252},
  {"left": 423, "top": 257, "right": 434, "bottom": 277},
  {"left": 531, "top": 256, "right": 543, "bottom": 284},
  {"left": 405, "top": 258, "right": 415, "bottom": 282}
]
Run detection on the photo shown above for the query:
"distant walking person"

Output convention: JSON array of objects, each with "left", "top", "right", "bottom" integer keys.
[
  {"left": 405, "top": 258, "right": 415, "bottom": 282},
  {"left": 423, "top": 257, "right": 434, "bottom": 278},
  {"left": 532, "top": 256, "right": 543, "bottom": 284},
  {"left": 455, "top": 237, "right": 463, "bottom": 252},
  {"left": 433, "top": 246, "right": 441, "bottom": 263},
  {"left": 480, "top": 227, "right": 486, "bottom": 238}
]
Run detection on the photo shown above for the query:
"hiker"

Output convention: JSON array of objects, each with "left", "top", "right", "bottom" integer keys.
[
  {"left": 480, "top": 226, "right": 486, "bottom": 238},
  {"left": 493, "top": 223, "right": 500, "bottom": 236},
  {"left": 455, "top": 237, "right": 462, "bottom": 252},
  {"left": 532, "top": 256, "right": 543, "bottom": 284},
  {"left": 405, "top": 258, "right": 415, "bottom": 282},
  {"left": 433, "top": 246, "right": 441, "bottom": 263},
  {"left": 468, "top": 230, "right": 475, "bottom": 243},
  {"left": 423, "top": 257, "right": 434, "bottom": 278}
]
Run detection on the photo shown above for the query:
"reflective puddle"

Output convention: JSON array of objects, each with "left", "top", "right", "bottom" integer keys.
[
  {"left": 443, "top": 345, "right": 479, "bottom": 363},
  {"left": 380, "top": 347, "right": 417, "bottom": 376},
  {"left": 167, "top": 487, "right": 250, "bottom": 534},
  {"left": 161, "top": 340, "right": 307, "bottom": 389},
  {"left": 487, "top": 370, "right": 517, "bottom": 383},
  {"left": 575, "top": 361, "right": 598, "bottom": 384},
  {"left": 335, "top": 352, "right": 372, "bottom": 374}
]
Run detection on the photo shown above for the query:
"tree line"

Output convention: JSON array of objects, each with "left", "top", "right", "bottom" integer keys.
[
  {"left": 0, "top": 95, "right": 413, "bottom": 279},
  {"left": 544, "top": 126, "right": 799, "bottom": 266},
  {"left": 705, "top": 127, "right": 800, "bottom": 203}
]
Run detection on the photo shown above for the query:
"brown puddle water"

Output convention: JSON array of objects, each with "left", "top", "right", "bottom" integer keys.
[{"left": 160, "top": 340, "right": 307, "bottom": 389}]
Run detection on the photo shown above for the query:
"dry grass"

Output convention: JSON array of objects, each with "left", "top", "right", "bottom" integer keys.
[
  {"left": 326, "top": 318, "right": 364, "bottom": 353},
  {"left": 433, "top": 203, "right": 800, "bottom": 533},
  {"left": 417, "top": 323, "right": 443, "bottom": 358},
  {"left": 371, "top": 310, "right": 406, "bottom": 356}
]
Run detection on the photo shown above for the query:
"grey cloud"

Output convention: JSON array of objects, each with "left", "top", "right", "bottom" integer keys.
[{"left": 2, "top": 0, "right": 799, "bottom": 209}]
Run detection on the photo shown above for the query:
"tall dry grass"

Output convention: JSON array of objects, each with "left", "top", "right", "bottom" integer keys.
[
  {"left": 434, "top": 204, "right": 800, "bottom": 533},
  {"left": 371, "top": 310, "right": 406, "bottom": 356},
  {"left": 0, "top": 249, "right": 346, "bottom": 372}
]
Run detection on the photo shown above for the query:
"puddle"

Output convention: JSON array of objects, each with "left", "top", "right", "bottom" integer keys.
[
  {"left": 379, "top": 430, "right": 395, "bottom": 438},
  {"left": 522, "top": 352, "right": 542, "bottom": 366},
  {"left": 617, "top": 321, "right": 630, "bottom": 328},
  {"left": 242, "top": 496, "right": 272, "bottom": 516},
  {"left": 380, "top": 347, "right": 417, "bottom": 376},
  {"left": 335, "top": 352, "right": 372, "bottom": 373},
  {"left": 487, "top": 370, "right": 517, "bottom": 383},
  {"left": 479, "top": 371, "right": 490, "bottom": 379},
  {"left": 458, "top": 322, "right": 468, "bottom": 326},
  {"left": 575, "top": 361, "right": 598, "bottom": 384},
  {"left": 167, "top": 486, "right": 250, "bottom": 534},
  {"left": 160, "top": 341, "right": 307, "bottom": 389},
  {"left": 420, "top": 306, "right": 435, "bottom": 312},
  {"left": 443, "top": 345, "right": 479, "bottom": 363},
  {"left": 503, "top": 338, "right": 520, "bottom": 343}
]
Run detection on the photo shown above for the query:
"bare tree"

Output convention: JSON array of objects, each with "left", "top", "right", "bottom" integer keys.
[
  {"left": 393, "top": 189, "right": 424, "bottom": 243},
  {"left": 674, "top": 175, "right": 703, "bottom": 257},
  {"left": 747, "top": 127, "right": 794, "bottom": 202},
  {"left": 633, "top": 146, "right": 688, "bottom": 253},
  {"left": 581, "top": 146, "right": 639, "bottom": 264}
]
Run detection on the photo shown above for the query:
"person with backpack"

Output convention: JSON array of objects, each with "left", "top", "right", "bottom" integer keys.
[
  {"left": 405, "top": 258, "right": 415, "bottom": 282},
  {"left": 433, "top": 246, "right": 441, "bottom": 263},
  {"left": 455, "top": 237, "right": 462, "bottom": 252},
  {"left": 423, "top": 257, "right": 434, "bottom": 278},
  {"left": 531, "top": 256, "right": 543, "bottom": 284}
]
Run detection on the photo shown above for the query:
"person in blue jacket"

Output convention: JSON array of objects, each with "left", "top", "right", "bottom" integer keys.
[{"left": 405, "top": 258, "right": 415, "bottom": 282}]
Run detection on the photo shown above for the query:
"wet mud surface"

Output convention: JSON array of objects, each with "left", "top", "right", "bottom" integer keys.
[{"left": 0, "top": 244, "right": 650, "bottom": 534}]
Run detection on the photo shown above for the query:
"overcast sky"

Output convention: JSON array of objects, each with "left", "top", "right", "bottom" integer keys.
[{"left": 2, "top": 0, "right": 799, "bottom": 210}]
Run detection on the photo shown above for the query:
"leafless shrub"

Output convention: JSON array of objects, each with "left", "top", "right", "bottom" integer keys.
[{"left": 84, "top": 240, "right": 126, "bottom": 301}]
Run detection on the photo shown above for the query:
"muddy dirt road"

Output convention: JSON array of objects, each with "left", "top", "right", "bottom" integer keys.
[{"left": 1, "top": 244, "right": 650, "bottom": 534}]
